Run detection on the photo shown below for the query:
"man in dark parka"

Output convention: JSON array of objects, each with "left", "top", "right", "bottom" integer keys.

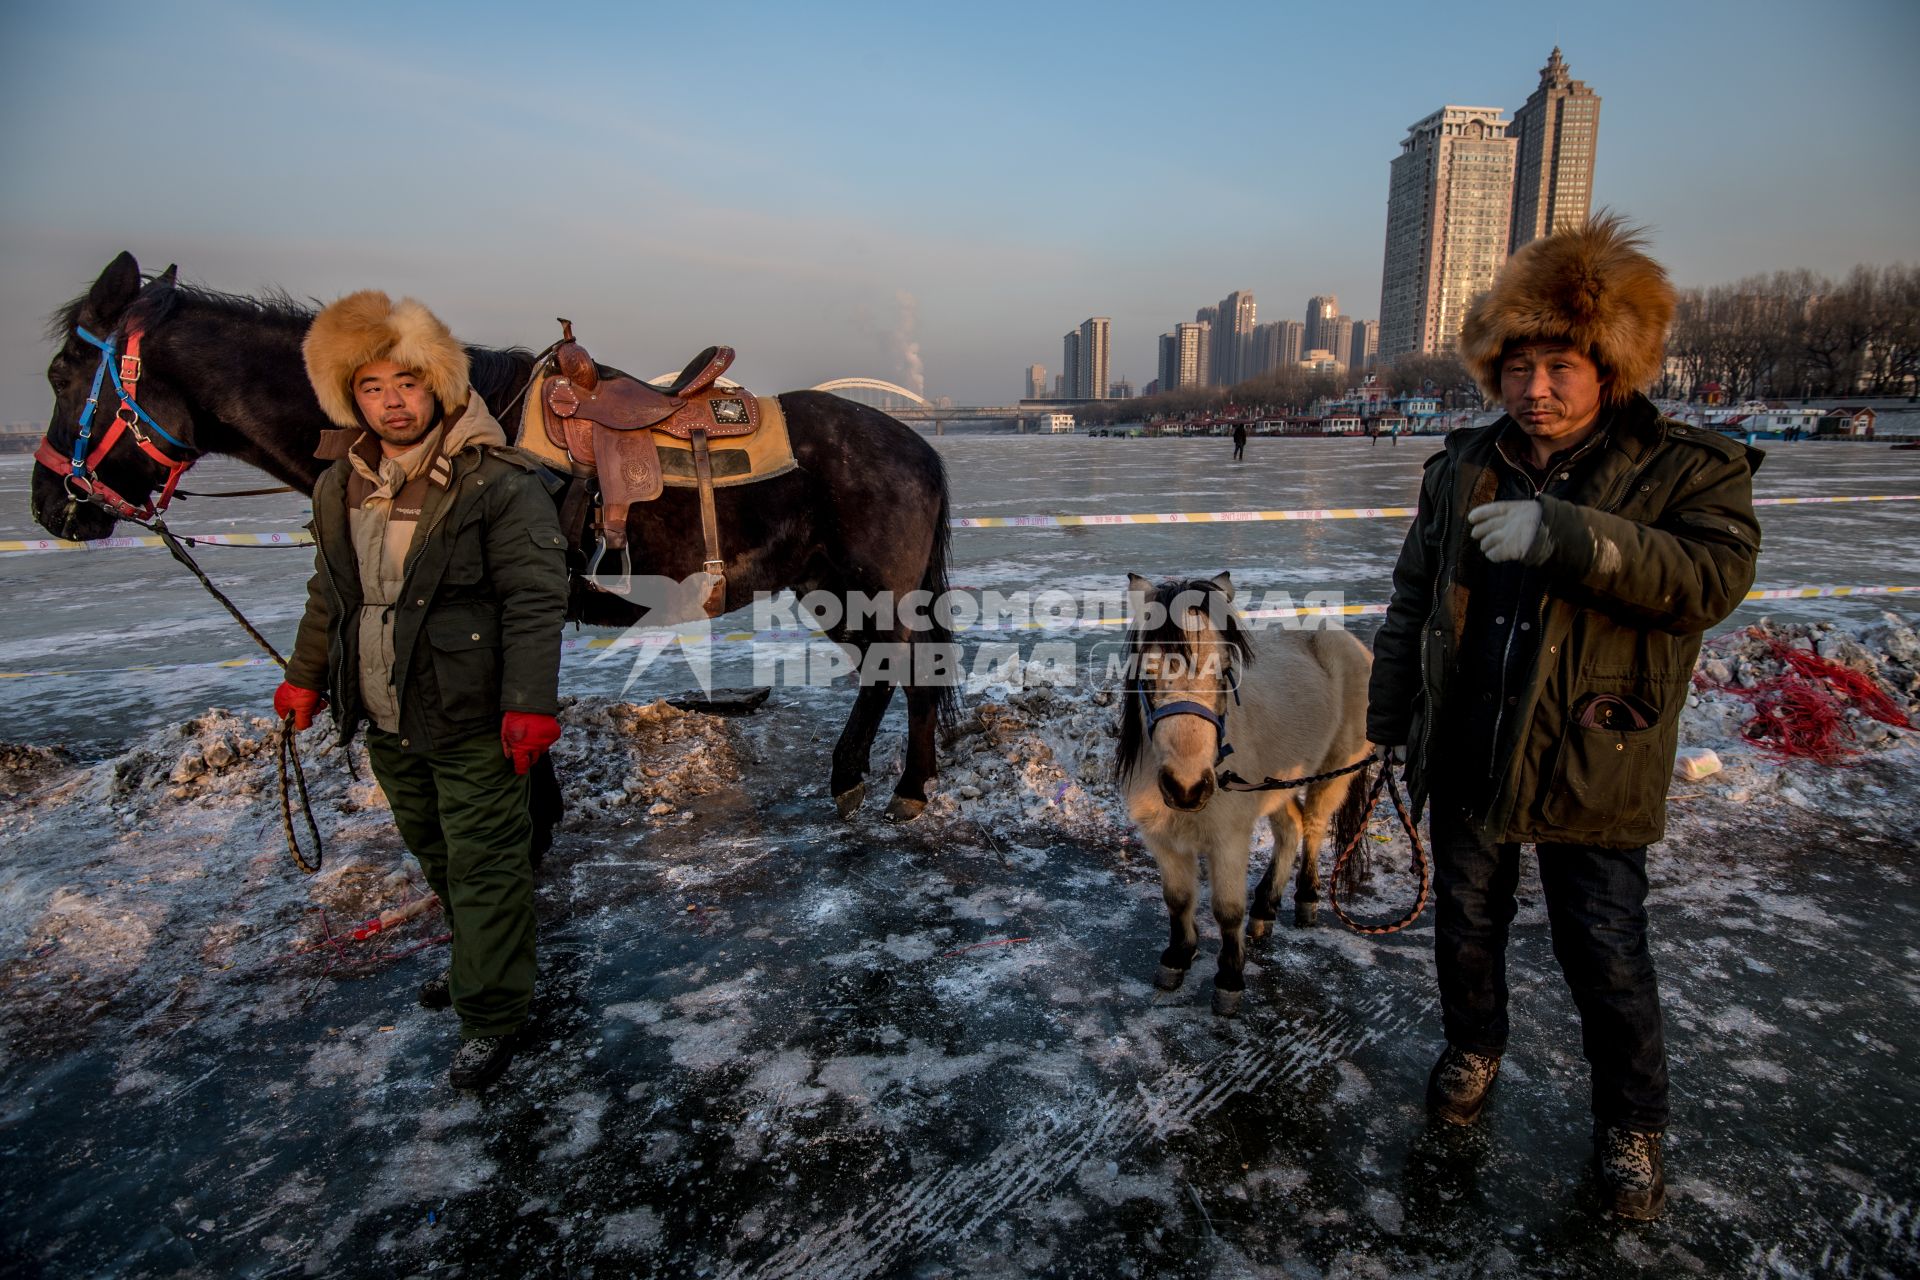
[
  {"left": 1367, "top": 216, "right": 1762, "bottom": 1219},
  {"left": 275, "top": 292, "right": 569, "bottom": 1092}
]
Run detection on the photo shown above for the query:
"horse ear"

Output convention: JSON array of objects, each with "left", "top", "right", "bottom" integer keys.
[
  {"left": 125, "top": 264, "right": 180, "bottom": 329},
  {"left": 79, "top": 251, "right": 142, "bottom": 329},
  {"left": 1211, "top": 571, "right": 1234, "bottom": 603}
]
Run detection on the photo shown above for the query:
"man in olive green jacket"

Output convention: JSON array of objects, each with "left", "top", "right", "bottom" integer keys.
[
  {"left": 276, "top": 291, "right": 568, "bottom": 1091},
  {"left": 1368, "top": 217, "right": 1761, "bottom": 1219}
]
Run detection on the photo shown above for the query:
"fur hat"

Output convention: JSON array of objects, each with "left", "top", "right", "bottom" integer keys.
[
  {"left": 302, "top": 290, "right": 471, "bottom": 428},
  {"left": 1460, "top": 213, "right": 1676, "bottom": 405}
]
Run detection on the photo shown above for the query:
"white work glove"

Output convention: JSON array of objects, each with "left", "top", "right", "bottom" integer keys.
[{"left": 1468, "top": 499, "right": 1554, "bottom": 566}]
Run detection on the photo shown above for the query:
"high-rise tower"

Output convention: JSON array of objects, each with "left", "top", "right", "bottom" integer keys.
[
  {"left": 1377, "top": 105, "right": 1516, "bottom": 362},
  {"left": 1509, "top": 47, "right": 1601, "bottom": 251}
]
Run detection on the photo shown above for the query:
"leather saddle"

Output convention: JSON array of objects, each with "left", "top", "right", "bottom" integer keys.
[{"left": 538, "top": 320, "right": 763, "bottom": 614}]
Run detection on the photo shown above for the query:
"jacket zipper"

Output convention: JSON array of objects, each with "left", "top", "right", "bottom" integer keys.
[
  {"left": 1485, "top": 427, "right": 1670, "bottom": 790},
  {"left": 1416, "top": 472, "right": 1452, "bottom": 775},
  {"left": 313, "top": 501, "right": 347, "bottom": 712}
]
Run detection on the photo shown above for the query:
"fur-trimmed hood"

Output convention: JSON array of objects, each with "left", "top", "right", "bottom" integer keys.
[
  {"left": 1460, "top": 214, "right": 1676, "bottom": 405},
  {"left": 302, "top": 291, "right": 471, "bottom": 428}
]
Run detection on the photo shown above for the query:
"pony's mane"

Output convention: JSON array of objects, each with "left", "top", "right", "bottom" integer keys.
[{"left": 1114, "top": 578, "right": 1254, "bottom": 783}]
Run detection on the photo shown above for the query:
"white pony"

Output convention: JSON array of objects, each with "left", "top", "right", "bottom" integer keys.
[{"left": 1117, "top": 573, "right": 1374, "bottom": 1015}]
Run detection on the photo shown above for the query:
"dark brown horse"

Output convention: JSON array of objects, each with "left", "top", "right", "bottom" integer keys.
[{"left": 31, "top": 252, "right": 956, "bottom": 819}]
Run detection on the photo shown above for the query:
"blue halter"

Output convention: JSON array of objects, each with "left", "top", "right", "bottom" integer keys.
[
  {"left": 70, "top": 325, "right": 190, "bottom": 457},
  {"left": 1137, "top": 674, "right": 1242, "bottom": 767}
]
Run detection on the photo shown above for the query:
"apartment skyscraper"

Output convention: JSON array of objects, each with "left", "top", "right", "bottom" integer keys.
[
  {"left": 1158, "top": 333, "right": 1177, "bottom": 394},
  {"left": 1349, "top": 320, "right": 1379, "bottom": 373},
  {"left": 1215, "top": 290, "right": 1257, "bottom": 386},
  {"left": 1377, "top": 105, "right": 1516, "bottom": 362},
  {"left": 1328, "top": 316, "right": 1355, "bottom": 372},
  {"left": 1026, "top": 364, "right": 1048, "bottom": 400},
  {"left": 1076, "top": 317, "right": 1111, "bottom": 400},
  {"left": 1305, "top": 296, "right": 1339, "bottom": 355},
  {"left": 1509, "top": 48, "right": 1601, "bottom": 251},
  {"left": 1174, "top": 322, "right": 1210, "bottom": 390},
  {"left": 1061, "top": 331, "right": 1081, "bottom": 398}
]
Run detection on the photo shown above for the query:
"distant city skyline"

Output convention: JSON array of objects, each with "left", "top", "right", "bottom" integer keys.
[{"left": 2, "top": 2, "right": 1916, "bottom": 419}]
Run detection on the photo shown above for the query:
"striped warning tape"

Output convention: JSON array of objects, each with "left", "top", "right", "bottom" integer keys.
[
  {"left": 4, "top": 584, "right": 1912, "bottom": 679},
  {"left": 5, "top": 493, "right": 1918, "bottom": 554}
]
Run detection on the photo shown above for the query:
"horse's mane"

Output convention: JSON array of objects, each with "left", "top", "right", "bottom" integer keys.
[
  {"left": 44, "top": 279, "right": 316, "bottom": 344},
  {"left": 45, "top": 278, "right": 536, "bottom": 411},
  {"left": 1114, "top": 578, "right": 1255, "bottom": 783}
]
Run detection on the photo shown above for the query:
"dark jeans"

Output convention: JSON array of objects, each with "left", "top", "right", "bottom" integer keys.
[{"left": 1431, "top": 804, "right": 1670, "bottom": 1132}]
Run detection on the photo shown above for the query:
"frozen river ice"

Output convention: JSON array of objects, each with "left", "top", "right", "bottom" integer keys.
[
  {"left": 2, "top": 435, "right": 1918, "bottom": 750},
  {"left": 2, "top": 434, "right": 1919, "bottom": 1278}
]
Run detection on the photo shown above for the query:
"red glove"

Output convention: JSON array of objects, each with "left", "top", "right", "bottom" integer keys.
[
  {"left": 274, "top": 681, "right": 327, "bottom": 731},
  {"left": 502, "top": 712, "right": 562, "bottom": 774}
]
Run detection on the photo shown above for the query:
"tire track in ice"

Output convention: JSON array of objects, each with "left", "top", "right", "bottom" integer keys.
[{"left": 725, "top": 989, "right": 1425, "bottom": 1280}]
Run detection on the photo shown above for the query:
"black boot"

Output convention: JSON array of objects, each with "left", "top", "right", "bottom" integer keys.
[
  {"left": 418, "top": 969, "right": 452, "bottom": 1010},
  {"left": 1426, "top": 1044, "right": 1501, "bottom": 1126},
  {"left": 1595, "top": 1127, "right": 1665, "bottom": 1220},
  {"left": 449, "top": 1035, "right": 517, "bottom": 1090}
]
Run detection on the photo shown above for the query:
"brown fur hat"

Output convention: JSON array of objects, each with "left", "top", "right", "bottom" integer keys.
[
  {"left": 302, "top": 290, "right": 470, "bottom": 428},
  {"left": 1460, "top": 213, "right": 1676, "bottom": 404}
]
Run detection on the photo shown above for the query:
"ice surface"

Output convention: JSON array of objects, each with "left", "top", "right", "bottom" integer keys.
[{"left": 2, "top": 438, "right": 1918, "bottom": 1276}]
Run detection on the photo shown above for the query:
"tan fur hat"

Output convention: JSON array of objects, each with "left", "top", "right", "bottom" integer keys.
[
  {"left": 302, "top": 290, "right": 471, "bottom": 428},
  {"left": 1460, "top": 213, "right": 1676, "bottom": 405}
]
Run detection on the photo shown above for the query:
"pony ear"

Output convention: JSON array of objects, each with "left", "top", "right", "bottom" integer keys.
[
  {"left": 79, "top": 251, "right": 142, "bottom": 329},
  {"left": 1126, "top": 573, "right": 1155, "bottom": 626},
  {"left": 1210, "top": 571, "right": 1234, "bottom": 603}
]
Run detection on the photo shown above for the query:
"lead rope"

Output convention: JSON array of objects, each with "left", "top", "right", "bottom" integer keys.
[
  {"left": 1327, "top": 765, "right": 1429, "bottom": 935},
  {"left": 152, "top": 519, "right": 323, "bottom": 874}
]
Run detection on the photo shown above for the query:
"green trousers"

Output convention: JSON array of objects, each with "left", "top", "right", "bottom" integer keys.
[{"left": 365, "top": 728, "right": 535, "bottom": 1040}]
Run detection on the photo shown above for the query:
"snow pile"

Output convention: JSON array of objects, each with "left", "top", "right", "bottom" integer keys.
[
  {"left": 549, "top": 696, "right": 742, "bottom": 828},
  {"left": 1686, "top": 613, "right": 1918, "bottom": 760},
  {"left": 921, "top": 673, "right": 1132, "bottom": 845}
]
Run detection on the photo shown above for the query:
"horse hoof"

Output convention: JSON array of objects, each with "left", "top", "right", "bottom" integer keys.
[
  {"left": 1153, "top": 965, "right": 1188, "bottom": 992},
  {"left": 1295, "top": 902, "right": 1319, "bottom": 928},
  {"left": 1212, "top": 988, "right": 1243, "bottom": 1017},
  {"left": 884, "top": 796, "right": 926, "bottom": 823},
  {"left": 1247, "top": 918, "right": 1272, "bottom": 940},
  {"left": 833, "top": 783, "right": 866, "bottom": 820}
]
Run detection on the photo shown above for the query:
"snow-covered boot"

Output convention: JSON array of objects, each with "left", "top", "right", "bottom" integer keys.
[
  {"left": 449, "top": 1035, "right": 517, "bottom": 1091},
  {"left": 1595, "top": 1127, "right": 1665, "bottom": 1220},
  {"left": 1426, "top": 1045, "right": 1501, "bottom": 1125}
]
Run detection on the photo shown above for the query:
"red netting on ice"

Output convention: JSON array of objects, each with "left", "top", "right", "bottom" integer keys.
[{"left": 1698, "top": 631, "right": 1911, "bottom": 766}]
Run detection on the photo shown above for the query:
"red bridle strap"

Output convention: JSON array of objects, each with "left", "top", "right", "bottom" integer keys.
[{"left": 37, "top": 326, "right": 194, "bottom": 522}]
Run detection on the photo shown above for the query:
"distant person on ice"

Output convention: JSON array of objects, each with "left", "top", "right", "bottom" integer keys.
[
  {"left": 273, "top": 293, "right": 569, "bottom": 1092},
  {"left": 1366, "top": 215, "right": 1762, "bottom": 1219},
  {"left": 1232, "top": 421, "right": 1247, "bottom": 461}
]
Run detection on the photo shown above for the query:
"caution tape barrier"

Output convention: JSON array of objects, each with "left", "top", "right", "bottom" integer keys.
[
  {"left": 4, "top": 584, "right": 1913, "bottom": 679},
  {"left": 5, "top": 494, "right": 1918, "bottom": 555}
]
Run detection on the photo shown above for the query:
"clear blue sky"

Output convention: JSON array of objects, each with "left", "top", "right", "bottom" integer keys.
[{"left": 2, "top": 0, "right": 1915, "bottom": 416}]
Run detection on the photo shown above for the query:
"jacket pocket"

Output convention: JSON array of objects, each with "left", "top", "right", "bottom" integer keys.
[
  {"left": 426, "top": 606, "right": 501, "bottom": 714},
  {"left": 1541, "top": 695, "right": 1660, "bottom": 832},
  {"left": 442, "top": 511, "right": 489, "bottom": 586}
]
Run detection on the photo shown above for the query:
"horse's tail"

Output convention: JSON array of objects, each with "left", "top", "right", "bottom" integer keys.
[
  {"left": 1331, "top": 757, "right": 1374, "bottom": 896},
  {"left": 916, "top": 462, "right": 961, "bottom": 731}
]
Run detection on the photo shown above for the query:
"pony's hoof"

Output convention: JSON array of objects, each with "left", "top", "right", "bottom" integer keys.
[
  {"left": 1247, "top": 917, "right": 1273, "bottom": 940},
  {"left": 884, "top": 796, "right": 926, "bottom": 823},
  {"left": 833, "top": 783, "right": 866, "bottom": 821},
  {"left": 1212, "top": 987, "right": 1243, "bottom": 1017},
  {"left": 1294, "top": 902, "right": 1319, "bottom": 928},
  {"left": 1152, "top": 965, "right": 1188, "bottom": 992}
]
